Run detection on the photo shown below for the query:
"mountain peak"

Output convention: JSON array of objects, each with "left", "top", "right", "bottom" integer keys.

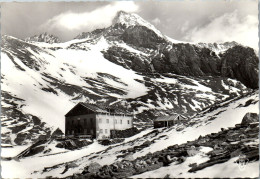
[
  {"left": 112, "top": 11, "right": 164, "bottom": 38},
  {"left": 25, "top": 32, "right": 61, "bottom": 44},
  {"left": 112, "top": 11, "right": 134, "bottom": 25}
]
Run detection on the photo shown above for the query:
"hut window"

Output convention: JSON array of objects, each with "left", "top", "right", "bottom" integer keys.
[
  {"left": 115, "top": 119, "right": 117, "bottom": 124},
  {"left": 100, "top": 129, "right": 103, "bottom": 133},
  {"left": 106, "top": 119, "right": 109, "bottom": 123},
  {"left": 105, "top": 129, "right": 108, "bottom": 134},
  {"left": 120, "top": 120, "right": 122, "bottom": 124},
  {"left": 127, "top": 120, "right": 130, "bottom": 124}
]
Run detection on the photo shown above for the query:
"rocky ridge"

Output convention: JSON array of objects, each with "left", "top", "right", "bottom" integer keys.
[{"left": 25, "top": 32, "right": 61, "bottom": 44}]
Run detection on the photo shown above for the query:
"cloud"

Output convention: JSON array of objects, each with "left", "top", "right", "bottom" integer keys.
[
  {"left": 184, "top": 10, "right": 258, "bottom": 50},
  {"left": 180, "top": 21, "right": 190, "bottom": 33},
  {"left": 41, "top": 1, "right": 139, "bottom": 33},
  {"left": 151, "top": 18, "right": 161, "bottom": 26}
]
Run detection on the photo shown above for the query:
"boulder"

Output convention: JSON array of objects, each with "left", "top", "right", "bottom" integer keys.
[
  {"left": 67, "top": 162, "right": 78, "bottom": 168},
  {"left": 61, "top": 162, "right": 78, "bottom": 174},
  {"left": 124, "top": 153, "right": 135, "bottom": 161},
  {"left": 55, "top": 143, "right": 64, "bottom": 148},
  {"left": 141, "top": 140, "right": 152, "bottom": 147},
  {"left": 187, "top": 146, "right": 199, "bottom": 156},
  {"left": 88, "top": 162, "right": 102, "bottom": 173},
  {"left": 241, "top": 113, "right": 259, "bottom": 126}
]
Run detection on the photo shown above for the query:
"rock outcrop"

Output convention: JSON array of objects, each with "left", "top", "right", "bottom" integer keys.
[
  {"left": 25, "top": 32, "right": 61, "bottom": 44},
  {"left": 221, "top": 46, "right": 259, "bottom": 89},
  {"left": 241, "top": 112, "right": 259, "bottom": 126}
]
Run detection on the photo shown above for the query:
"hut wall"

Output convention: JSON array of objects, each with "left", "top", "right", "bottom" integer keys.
[
  {"left": 154, "top": 121, "right": 166, "bottom": 128},
  {"left": 65, "top": 114, "right": 96, "bottom": 137},
  {"left": 96, "top": 114, "right": 133, "bottom": 140}
]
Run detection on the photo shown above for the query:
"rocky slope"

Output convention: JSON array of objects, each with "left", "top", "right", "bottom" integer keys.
[
  {"left": 2, "top": 90, "right": 257, "bottom": 178},
  {"left": 1, "top": 11, "right": 258, "bottom": 146},
  {"left": 78, "top": 116, "right": 259, "bottom": 178},
  {"left": 1, "top": 91, "right": 52, "bottom": 145}
]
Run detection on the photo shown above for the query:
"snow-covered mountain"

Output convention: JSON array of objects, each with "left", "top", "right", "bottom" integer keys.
[
  {"left": 1, "top": 11, "right": 258, "bottom": 146},
  {"left": 112, "top": 11, "right": 165, "bottom": 38},
  {"left": 75, "top": 11, "right": 258, "bottom": 88}
]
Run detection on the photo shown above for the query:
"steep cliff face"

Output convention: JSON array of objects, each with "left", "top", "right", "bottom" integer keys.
[
  {"left": 121, "top": 26, "right": 167, "bottom": 49},
  {"left": 221, "top": 46, "right": 259, "bottom": 89},
  {"left": 151, "top": 44, "right": 220, "bottom": 76},
  {"left": 102, "top": 46, "right": 152, "bottom": 72},
  {"left": 150, "top": 43, "right": 258, "bottom": 89}
]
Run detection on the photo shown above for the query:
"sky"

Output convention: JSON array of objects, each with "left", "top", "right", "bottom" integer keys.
[{"left": 1, "top": 0, "right": 258, "bottom": 49}]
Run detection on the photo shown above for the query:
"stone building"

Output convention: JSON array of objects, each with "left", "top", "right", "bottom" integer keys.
[{"left": 65, "top": 102, "right": 133, "bottom": 139}]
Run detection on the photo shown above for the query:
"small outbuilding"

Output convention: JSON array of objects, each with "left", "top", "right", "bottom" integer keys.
[{"left": 154, "top": 114, "right": 187, "bottom": 128}]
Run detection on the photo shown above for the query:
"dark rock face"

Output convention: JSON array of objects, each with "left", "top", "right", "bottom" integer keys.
[
  {"left": 109, "top": 42, "right": 258, "bottom": 89},
  {"left": 102, "top": 47, "right": 151, "bottom": 72},
  {"left": 101, "top": 29, "right": 259, "bottom": 89},
  {"left": 99, "top": 138, "right": 125, "bottom": 146},
  {"left": 241, "top": 112, "right": 259, "bottom": 126},
  {"left": 121, "top": 26, "right": 167, "bottom": 49},
  {"left": 221, "top": 46, "right": 259, "bottom": 89},
  {"left": 152, "top": 44, "right": 221, "bottom": 76},
  {"left": 152, "top": 44, "right": 259, "bottom": 89}
]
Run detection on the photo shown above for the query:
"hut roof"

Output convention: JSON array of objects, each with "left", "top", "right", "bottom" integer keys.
[
  {"left": 79, "top": 102, "right": 107, "bottom": 113},
  {"left": 66, "top": 102, "right": 133, "bottom": 116},
  {"left": 154, "top": 114, "right": 179, "bottom": 122}
]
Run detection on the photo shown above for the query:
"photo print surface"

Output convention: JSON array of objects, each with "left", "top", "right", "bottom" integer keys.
[{"left": 1, "top": 1, "right": 259, "bottom": 178}]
